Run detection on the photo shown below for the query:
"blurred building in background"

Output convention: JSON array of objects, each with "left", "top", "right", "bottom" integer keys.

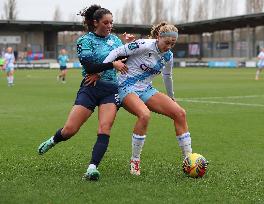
[{"left": 0, "top": 13, "right": 264, "bottom": 68}]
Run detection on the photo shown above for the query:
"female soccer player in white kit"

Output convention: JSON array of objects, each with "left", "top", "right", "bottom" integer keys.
[
  {"left": 103, "top": 22, "right": 192, "bottom": 175},
  {"left": 255, "top": 47, "right": 264, "bottom": 80},
  {"left": 3, "top": 47, "right": 15, "bottom": 86}
]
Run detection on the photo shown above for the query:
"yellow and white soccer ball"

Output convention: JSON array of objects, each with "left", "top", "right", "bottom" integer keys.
[{"left": 182, "top": 153, "right": 208, "bottom": 178}]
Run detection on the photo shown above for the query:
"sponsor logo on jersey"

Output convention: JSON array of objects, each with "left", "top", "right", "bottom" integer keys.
[
  {"left": 128, "top": 42, "right": 139, "bottom": 50},
  {"left": 140, "top": 64, "right": 161, "bottom": 75}
]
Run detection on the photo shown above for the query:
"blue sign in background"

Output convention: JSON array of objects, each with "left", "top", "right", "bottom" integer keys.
[{"left": 208, "top": 60, "right": 237, "bottom": 68}]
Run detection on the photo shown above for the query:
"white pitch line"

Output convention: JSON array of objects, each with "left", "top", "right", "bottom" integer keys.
[
  {"left": 179, "top": 95, "right": 264, "bottom": 100},
  {"left": 177, "top": 99, "right": 264, "bottom": 107}
]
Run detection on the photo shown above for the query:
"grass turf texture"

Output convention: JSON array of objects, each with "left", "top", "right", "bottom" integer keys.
[{"left": 0, "top": 68, "right": 263, "bottom": 203}]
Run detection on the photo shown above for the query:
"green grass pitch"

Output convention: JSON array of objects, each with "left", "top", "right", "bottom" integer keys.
[{"left": 0, "top": 68, "right": 263, "bottom": 203}]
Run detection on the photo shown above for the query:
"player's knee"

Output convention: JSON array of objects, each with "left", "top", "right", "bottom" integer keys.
[
  {"left": 173, "top": 107, "right": 186, "bottom": 122},
  {"left": 138, "top": 109, "right": 151, "bottom": 123},
  {"left": 98, "top": 122, "right": 113, "bottom": 134},
  {"left": 179, "top": 108, "right": 187, "bottom": 120}
]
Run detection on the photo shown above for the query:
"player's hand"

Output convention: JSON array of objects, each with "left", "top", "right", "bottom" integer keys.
[
  {"left": 113, "top": 58, "right": 128, "bottom": 74},
  {"left": 84, "top": 74, "right": 100, "bottom": 86},
  {"left": 121, "top": 32, "right": 135, "bottom": 43}
]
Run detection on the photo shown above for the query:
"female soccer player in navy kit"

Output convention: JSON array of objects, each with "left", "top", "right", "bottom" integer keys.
[
  {"left": 103, "top": 22, "right": 193, "bottom": 176},
  {"left": 38, "top": 5, "right": 133, "bottom": 181}
]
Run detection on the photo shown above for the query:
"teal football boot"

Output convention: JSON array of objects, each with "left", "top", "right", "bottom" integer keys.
[
  {"left": 38, "top": 137, "right": 56, "bottom": 155},
  {"left": 83, "top": 166, "right": 100, "bottom": 181}
]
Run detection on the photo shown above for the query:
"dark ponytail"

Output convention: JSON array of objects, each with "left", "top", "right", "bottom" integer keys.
[{"left": 79, "top": 5, "right": 112, "bottom": 32}]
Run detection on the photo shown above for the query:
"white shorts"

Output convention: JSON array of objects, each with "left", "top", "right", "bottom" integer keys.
[
  {"left": 5, "top": 66, "right": 14, "bottom": 73},
  {"left": 257, "top": 61, "right": 264, "bottom": 68}
]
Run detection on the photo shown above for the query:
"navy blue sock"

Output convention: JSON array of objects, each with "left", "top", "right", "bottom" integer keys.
[
  {"left": 53, "top": 128, "right": 68, "bottom": 143},
  {"left": 90, "top": 134, "right": 110, "bottom": 167}
]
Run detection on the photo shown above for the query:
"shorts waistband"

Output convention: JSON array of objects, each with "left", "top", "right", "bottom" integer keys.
[{"left": 80, "top": 78, "right": 118, "bottom": 88}]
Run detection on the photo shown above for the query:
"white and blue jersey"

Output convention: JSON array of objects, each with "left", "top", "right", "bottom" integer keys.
[
  {"left": 58, "top": 54, "right": 69, "bottom": 67},
  {"left": 77, "top": 32, "right": 123, "bottom": 84},
  {"left": 103, "top": 39, "right": 174, "bottom": 102},
  {"left": 4, "top": 52, "right": 15, "bottom": 72},
  {"left": 257, "top": 51, "right": 264, "bottom": 68}
]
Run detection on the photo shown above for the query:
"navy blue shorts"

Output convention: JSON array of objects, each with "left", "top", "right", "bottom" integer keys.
[
  {"left": 60, "top": 66, "right": 67, "bottom": 70},
  {"left": 74, "top": 79, "right": 121, "bottom": 111}
]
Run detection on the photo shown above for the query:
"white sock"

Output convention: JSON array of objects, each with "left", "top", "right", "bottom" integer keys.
[
  {"left": 131, "top": 133, "right": 146, "bottom": 160},
  {"left": 10, "top": 76, "right": 14, "bottom": 83},
  {"left": 50, "top": 136, "right": 56, "bottom": 144},
  {"left": 256, "top": 70, "right": 260, "bottom": 78},
  {"left": 176, "top": 132, "right": 192, "bottom": 157},
  {"left": 88, "top": 164, "right": 96, "bottom": 170},
  {"left": 7, "top": 77, "right": 10, "bottom": 84}
]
